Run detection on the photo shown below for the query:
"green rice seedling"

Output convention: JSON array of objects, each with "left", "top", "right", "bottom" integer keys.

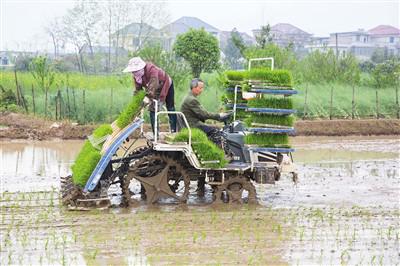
[
  {"left": 247, "top": 69, "right": 293, "bottom": 87},
  {"left": 245, "top": 133, "right": 289, "bottom": 147},
  {"left": 72, "top": 87, "right": 142, "bottom": 187},
  {"left": 173, "top": 128, "right": 227, "bottom": 168},
  {"left": 116, "top": 90, "right": 146, "bottom": 128},
  {"left": 245, "top": 114, "right": 295, "bottom": 127},
  {"left": 247, "top": 97, "right": 294, "bottom": 110},
  {"left": 71, "top": 124, "right": 112, "bottom": 186},
  {"left": 224, "top": 70, "right": 247, "bottom": 81}
]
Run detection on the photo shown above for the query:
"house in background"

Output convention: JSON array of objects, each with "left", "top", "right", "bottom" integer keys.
[
  {"left": 159, "top": 16, "right": 221, "bottom": 51},
  {"left": 113, "top": 22, "right": 159, "bottom": 51},
  {"left": 253, "top": 23, "right": 313, "bottom": 49},
  {"left": 368, "top": 25, "right": 400, "bottom": 57}
]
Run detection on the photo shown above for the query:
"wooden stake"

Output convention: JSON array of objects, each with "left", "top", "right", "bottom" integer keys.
[
  {"left": 329, "top": 84, "right": 334, "bottom": 120},
  {"left": 376, "top": 89, "right": 379, "bottom": 119},
  {"left": 396, "top": 85, "right": 399, "bottom": 119},
  {"left": 83, "top": 90, "right": 86, "bottom": 123},
  {"left": 31, "top": 85, "right": 36, "bottom": 115},
  {"left": 303, "top": 84, "right": 308, "bottom": 119},
  {"left": 352, "top": 84, "right": 355, "bottom": 120}
]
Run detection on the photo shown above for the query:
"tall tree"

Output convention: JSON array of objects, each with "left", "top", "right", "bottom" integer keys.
[
  {"left": 45, "top": 17, "right": 65, "bottom": 59},
  {"left": 62, "top": 0, "right": 102, "bottom": 73},
  {"left": 256, "top": 24, "right": 273, "bottom": 49},
  {"left": 173, "top": 28, "right": 220, "bottom": 77}
]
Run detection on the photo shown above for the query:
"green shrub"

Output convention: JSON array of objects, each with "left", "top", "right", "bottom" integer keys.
[
  {"left": 245, "top": 114, "right": 295, "bottom": 127},
  {"left": 245, "top": 133, "right": 290, "bottom": 147},
  {"left": 116, "top": 90, "right": 146, "bottom": 128},
  {"left": 173, "top": 128, "right": 227, "bottom": 168},
  {"left": 247, "top": 97, "right": 293, "bottom": 109}
]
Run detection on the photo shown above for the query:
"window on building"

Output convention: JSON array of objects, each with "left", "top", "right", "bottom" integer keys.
[
  {"left": 389, "top": 37, "right": 394, "bottom": 43},
  {"left": 356, "top": 35, "right": 360, "bottom": 41}
]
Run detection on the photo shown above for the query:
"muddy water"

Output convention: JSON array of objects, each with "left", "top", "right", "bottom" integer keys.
[{"left": 1, "top": 137, "right": 399, "bottom": 265}]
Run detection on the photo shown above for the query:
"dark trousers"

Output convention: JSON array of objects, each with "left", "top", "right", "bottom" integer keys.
[{"left": 149, "top": 82, "right": 177, "bottom": 133}]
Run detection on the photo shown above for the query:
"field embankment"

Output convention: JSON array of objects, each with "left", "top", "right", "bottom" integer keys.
[{"left": 0, "top": 112, "right": 399, "bottom": 140}]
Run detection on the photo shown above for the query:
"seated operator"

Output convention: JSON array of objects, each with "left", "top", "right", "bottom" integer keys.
[
  {"left": 181, "top": 78, "right": 231, "bottom": 197},
  {"left": 180, "top": 78, "right": 231, "bottom": 137}
]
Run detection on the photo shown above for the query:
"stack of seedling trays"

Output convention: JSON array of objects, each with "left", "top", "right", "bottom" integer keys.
[
  {"left": 245, "top": 69, "right": 297, "bottom": 154},
  {"left": 222, "top": 71, "right": 249, "bottom": 120}
]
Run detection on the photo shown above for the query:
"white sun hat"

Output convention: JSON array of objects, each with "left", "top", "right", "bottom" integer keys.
[{"left": 122, "top": 57, "right": 146, "bottom": 72}]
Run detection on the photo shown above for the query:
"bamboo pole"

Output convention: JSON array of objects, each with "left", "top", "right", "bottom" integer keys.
[
  {"left": 303, "top": 84, "right": 308, "bottom": 119},
  {"left": 72, "top": 89, "right": 77, "bottom": 119},
  {"left": 83, "top": 89, "right": 86, "bottom": 123},
  {"left": 31, "top": 85, "right": 35, "bottom": 115},
  {"left": 55, "top": 92, "right": 59, "bottom": 120},
  {"left": 13, "top": 68, "right": 21, "bottom": 106},
  {"left": 66, "top": 87, "right": 71, "bottom": 119},
  {"left": 57, "top": 89, "right": 62, "bottom": 120},
  {"left": 329, "top": 84, "right": 334, "bottom": 120},
  {"left": 396, "top": 85, "right": 399, "bottom": 119},
  {"left": 109, "top": 87, "right": 113, "bottom": 122},
  {"left": 352, "top": 84, "right": 355, "bottom": 120},
  {"left": 376, "top": 89, "right": 380, "bottom": 119}
]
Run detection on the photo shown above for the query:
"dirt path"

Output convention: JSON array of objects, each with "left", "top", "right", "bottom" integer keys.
[{"left": 1, "top": 112, "right": 399, "bottom": 140}]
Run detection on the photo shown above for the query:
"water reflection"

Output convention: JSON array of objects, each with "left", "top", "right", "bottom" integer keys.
[{"left": 0, "top": 140, "right": 83, "bottom": 192}]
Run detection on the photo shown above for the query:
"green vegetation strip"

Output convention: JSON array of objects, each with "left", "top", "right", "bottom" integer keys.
[
  {"left": 224, "top": 69, "right": 293, "bottom": 87},
  {"left": 245, "top": 133, "right": 290, "bottom": 148},
  {"left": 71, "top": 124, "right": 112, "bottom": 187},
  {"left": 173, "top": 128, "right": 227, "bottom": 168},
  {"left": 116, "top": 90, "right": 146, "bottom": 128},
  {"left": 247, "top": 97, "right": 293, "bottom": 109},
  {"left": 245, "top": 114, "right": 295, "bottom": 127}
]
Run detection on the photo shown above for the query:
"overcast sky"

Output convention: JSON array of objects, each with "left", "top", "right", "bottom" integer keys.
[{"left": 1, "top": 0, "right": 399, "bottom": 51}]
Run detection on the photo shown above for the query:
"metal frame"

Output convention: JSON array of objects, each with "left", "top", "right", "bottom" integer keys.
[{"left": 248, "top": 57, "right": 274, "bottom": 71}]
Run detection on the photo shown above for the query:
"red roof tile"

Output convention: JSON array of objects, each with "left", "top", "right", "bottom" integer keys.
[{"left": 368, "top": 25, "right": 400, "bottom": 35}]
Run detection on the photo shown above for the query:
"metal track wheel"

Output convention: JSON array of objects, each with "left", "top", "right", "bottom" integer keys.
[
  {"left": 124, "top": 154, "right": 190, "bottom": 204},
  {"left": 213, "top": 175, "right": 257, "bottom": 204}
]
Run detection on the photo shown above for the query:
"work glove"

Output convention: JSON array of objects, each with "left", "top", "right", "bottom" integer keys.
[
  {"left": 142, "top": 96, "right": 150, "bottom": 105},
  {"left": 219, "top": 111, "right": 233, "bottom": 122}
]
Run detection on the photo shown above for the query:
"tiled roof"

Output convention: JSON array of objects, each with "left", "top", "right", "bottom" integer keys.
[
  {"left": 161, "top": 16, "right": 220, "bottom": 35},
  {"left": 271, "top": 23, "right": 311, "bottom": 36},
  {"left": 117, "top": 23, "right": 157, "bottom": 35},
  {"left": 368, "top": 25, "right": 400, "bottom": 35}
]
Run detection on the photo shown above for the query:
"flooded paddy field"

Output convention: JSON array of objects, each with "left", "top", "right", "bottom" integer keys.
[{"left": 1, "top": 136, "right": 399, "bottom": 265}]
